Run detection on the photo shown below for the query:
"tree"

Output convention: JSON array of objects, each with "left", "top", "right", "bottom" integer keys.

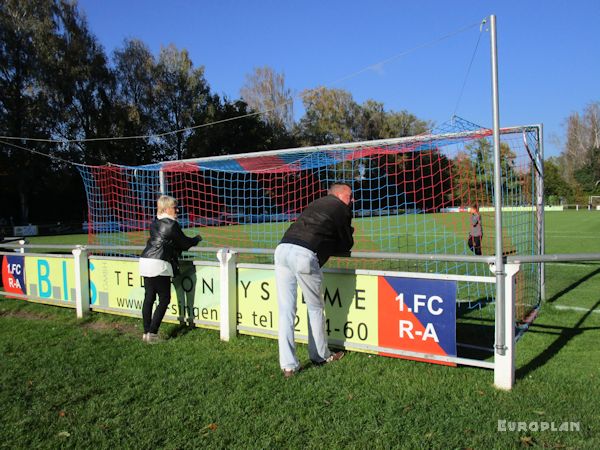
[
  {"left": 297, "top": 89, "right": 430, "bottom": 145},
  {"left": 573, "top": 146, "right": 600, "bottom": 191},
  {"left": 187, "top": 94, "right": 295, "bottom": 158},
  {"left": 382, "top": 110, "right": 430, "bottom": 138},
  {"left": 0, "top": 0, "right": 84, "bottom": 223},
  {"left": 461, "top": 139, "right": 518, "bottom": 206},
  {"left": 450, "top": 151, "right": 478, "bottom": 206},
  {"left": 51, "top": 1, "right": 117, "bottom": 165},
  {"left": 296, "top": 87, "right": 357, "bottom": 145},
  {"left": 354, "top": 104, "right": 430, "bottom": 140},
  {"left": 240, "top": 66, "right": 294, "bottom": 130},
  {"left": 153, "top": 45, "right": 209, "bottom": 160},
  {"left": 544, "top": 158, "right": 573, "bottom": 204},
  {"left": 112, "top": 39, "right": 157, "bottom": 164},
  {"left": 353, "top": 100, "right": 386, "bottom": 141},
  {"left": 562, "top": 101, "right": 600, "bottom": 184}
]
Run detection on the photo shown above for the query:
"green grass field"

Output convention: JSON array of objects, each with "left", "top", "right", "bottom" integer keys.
[{"left": 1, "top": 211, "right": 599, "bottom": 448}]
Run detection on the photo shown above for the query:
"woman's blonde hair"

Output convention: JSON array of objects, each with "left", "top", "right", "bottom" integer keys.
[{"left": 157, "top": 195, "right": 177, "bottom": 214}]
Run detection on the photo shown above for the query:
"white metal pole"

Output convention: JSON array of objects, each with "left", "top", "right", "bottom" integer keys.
[
  {"left": 159, "top": 169, "right": 166, "bottom": 195},
  {"left": 538, "top": 124, "right": 546, "bottom": 302},
  {"left": 217, "top": 249, "right": 238, "bottom": 341},
  {"left": 490, "top": 15, "right": 507, "bottom": 361},
  {"left": 72, "top": 246, "right": 90, "bottom": 318},
  {"left": 494, "top": 262, "right": 518, "bottom": 389}
]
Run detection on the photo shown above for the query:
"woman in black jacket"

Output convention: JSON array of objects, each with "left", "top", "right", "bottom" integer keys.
[{"left": 139, "top": 195, "right": 201, "bottom": 343}]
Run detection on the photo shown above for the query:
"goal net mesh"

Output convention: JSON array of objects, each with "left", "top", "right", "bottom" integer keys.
[{"left": 77, "top": 117, "right": 542, "bottom": 323}]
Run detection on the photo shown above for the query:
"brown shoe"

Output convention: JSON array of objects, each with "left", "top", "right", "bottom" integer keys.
[
  {"left": 283, "top": 369, "right": 296, "bottom": 379},
  {"left": 322, "top": 351, "right": 345, "bottom": 365}
]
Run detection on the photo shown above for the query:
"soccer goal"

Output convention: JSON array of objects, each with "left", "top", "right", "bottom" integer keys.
[
  {"left": 77, "top": 117, "right": 543, "bottom": 324},
  {"left": 589, "top": 196, "right": 600, "bottom": 209}
]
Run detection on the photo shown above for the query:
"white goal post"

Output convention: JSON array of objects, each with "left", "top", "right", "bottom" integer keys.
[{"left": 589, "top": 196, "right": 600, "bottom": 209}]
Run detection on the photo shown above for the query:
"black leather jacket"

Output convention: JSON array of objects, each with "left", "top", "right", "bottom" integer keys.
[
  {"left": 140, "top": 218, "right": 201, "bottom": 274},
  {"left": 280, "top": 194, "right": 354, "bottom": 267}
]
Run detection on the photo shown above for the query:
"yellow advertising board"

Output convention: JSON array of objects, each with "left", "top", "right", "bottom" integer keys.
[
  {"left": 89, "top": 258, "right": 220, "bottom": 327},
  {"left": 237, "top": 267, "right": 280, "bottom": 334},
  {"left": 11, "top": 254, "right": 458, "bottom": 366},
  {"left": 23, "top": 255, "right": 75, "bottom": 304},
  {"left": 236, "top": 268, "right": 378, "bottom": 349}
]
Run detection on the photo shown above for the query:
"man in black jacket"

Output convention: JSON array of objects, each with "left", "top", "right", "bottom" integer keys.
[
  {"left": 275, "top": 183, "right": 354, "bottom": 377},
  {"left": 139, "top": 195, "right": 201, "bottom": 343}
]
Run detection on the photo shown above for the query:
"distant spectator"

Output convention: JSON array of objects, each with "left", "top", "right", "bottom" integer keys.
[{"left": 468, "top": 204, "right": 482, "bottom": 255}]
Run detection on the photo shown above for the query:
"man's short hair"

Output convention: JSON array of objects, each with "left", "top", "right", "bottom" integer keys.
[{"left": 328, "top": 182, "right": 352, "bottom": 195}]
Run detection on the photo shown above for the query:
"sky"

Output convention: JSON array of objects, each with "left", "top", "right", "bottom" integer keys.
[{"left": 77, "top": 0, "right": 600, "bottom": 159}]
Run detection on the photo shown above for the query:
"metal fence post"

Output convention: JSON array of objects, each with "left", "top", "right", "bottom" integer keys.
[
  {"left": 72, "top": 245, "right": 90, "bottom": 318},
  {"left": 18, "top": 239, "right": 26, "bottom": 254},
  {"left": 217, "top": 249, "right": 238, "bottom": 341},
  {"left": 494, "top": 262, "right": 519, "bottom": 390}
]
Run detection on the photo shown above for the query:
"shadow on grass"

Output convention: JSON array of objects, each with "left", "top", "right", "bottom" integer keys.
[
  {"left": 516, "top": 298, "right": 600, "bottom": 379},
  {"left": 454, "top": 298, "right": 495, "bottom": 360},
  {"left": 456, "top": 319, "right": 495, "bottom": 360},
  {"left": 166, "top": 323, "right": 195, "bottom": 339},
  {"left": 546, "top": 266, "right": 600, "bottom": 303}
]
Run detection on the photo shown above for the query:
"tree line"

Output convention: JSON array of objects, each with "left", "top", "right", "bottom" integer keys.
[
  {"left": 1, "top": 0, "right": 596, "bottom": 227},
  {"left": 545, "top": 101, "right": 600, "bottom": 205},
  {"left": 0, "top": 0, "right": 429, "bottom": 225}
]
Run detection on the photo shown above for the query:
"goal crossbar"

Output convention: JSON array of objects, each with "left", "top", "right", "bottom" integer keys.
[{"left": 103, "top": 124, "right": 542, "bottom": 169}]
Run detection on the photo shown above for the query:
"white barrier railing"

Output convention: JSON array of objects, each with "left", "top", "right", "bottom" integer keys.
[{"left": 4, "top": 241, "right": 596, "bottom": 390}]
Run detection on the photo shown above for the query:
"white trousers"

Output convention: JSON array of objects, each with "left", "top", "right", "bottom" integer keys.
[{"left": 274, "top": 243, "right": 332, "bottom": 370}]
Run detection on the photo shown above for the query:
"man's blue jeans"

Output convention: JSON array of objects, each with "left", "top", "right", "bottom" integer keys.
[{"left": 275, "top": 243, "right": 332, "bottom": 371}]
